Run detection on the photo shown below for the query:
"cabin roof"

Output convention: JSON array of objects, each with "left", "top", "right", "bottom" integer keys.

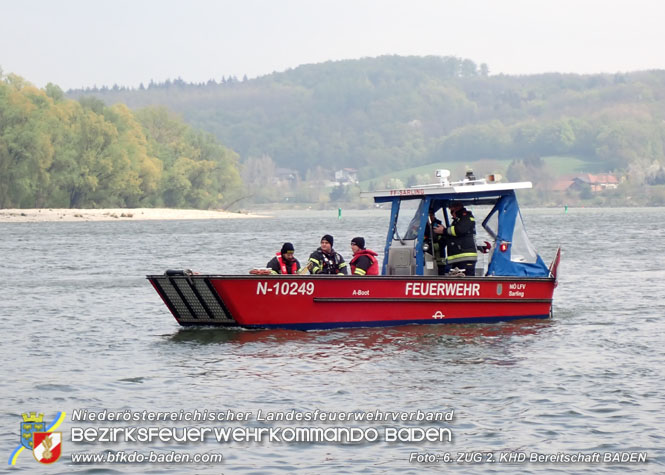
[{"left": 361, "top": 181, "right": 532, "bottom": 203}]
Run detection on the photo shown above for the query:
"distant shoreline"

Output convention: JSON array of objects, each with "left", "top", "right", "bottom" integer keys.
[{"left": 0, "top": 208, "right": 263, "bottom": 222}]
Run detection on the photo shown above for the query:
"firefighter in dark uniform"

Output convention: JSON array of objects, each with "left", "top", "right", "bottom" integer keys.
[
  {"left": 434, "top": 202, "right": 478, "bottom": 276},
  {"left": 308, "top": 234, "right": 348, "bottom": 274},
  {"left": 266, "top": 242, "right": 301, "bottom": 274},
  {"left": 349, "top": 237, "right": 379, "bottom": 276},
  {"left": 425, "top": 216, "right": 447, "bottom": 275}
]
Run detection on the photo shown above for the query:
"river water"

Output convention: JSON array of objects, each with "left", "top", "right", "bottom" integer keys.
[{"left": 1, "top": 207, "right": 664, "bottom": 474}]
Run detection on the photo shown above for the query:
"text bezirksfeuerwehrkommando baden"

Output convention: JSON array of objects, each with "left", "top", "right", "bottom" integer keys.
[
  {"left": 71, "top": 409, "right": 451, "bottom": 423},
  {"left": 71, "top": 425, "right": 453, "bottom": 444}
]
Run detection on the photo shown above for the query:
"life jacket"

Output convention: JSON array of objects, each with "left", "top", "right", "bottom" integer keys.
[
  {"left": 276, "top": 252, "right": 298, "bottom": 274},
  {"left": 350, "top": 249, "right": 380, "bottom": 276}
]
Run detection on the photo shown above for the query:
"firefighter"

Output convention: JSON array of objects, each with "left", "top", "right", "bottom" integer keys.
[
  {"left": 308, "top": 234, "right": 348, "bottom": 274},
  {"left": 425, "top": 216, "right": 447, "bottom": 275},
  {"left": 435, "top": 202, "right": 478, "bottom": 276},
  {"left": 266, "top": 242, "right": 301, "bottom": 274},
  {"left": 349, "top": 237, "right": 379, "bottom": 276}
]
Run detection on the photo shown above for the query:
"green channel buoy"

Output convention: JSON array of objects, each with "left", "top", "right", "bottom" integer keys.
[{"left": 338, "top": 208, "right": 342, "bottom": 220}]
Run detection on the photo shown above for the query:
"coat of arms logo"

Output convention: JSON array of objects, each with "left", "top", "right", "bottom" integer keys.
[
  {"left": 33, "top": 431, "right": 62, "bottom": 464},
  {"left": 9, "top": 411, "right": 66, "bottom": 466},
  {"left": 20, "top": 412, "right": 45, "bottom": 450}
]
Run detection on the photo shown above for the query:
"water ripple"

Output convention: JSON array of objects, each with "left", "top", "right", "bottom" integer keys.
[{"left": 2, "top": 209, "right": 664, "bottom": 473}]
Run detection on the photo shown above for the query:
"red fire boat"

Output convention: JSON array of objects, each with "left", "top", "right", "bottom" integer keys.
[{"left": 147, "top": 170, "right": 560, "bottom": 330}]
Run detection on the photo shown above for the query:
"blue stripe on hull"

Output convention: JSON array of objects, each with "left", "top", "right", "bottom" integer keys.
[{"left": 241, "top": 314, "right": 551, "bottom": 331}]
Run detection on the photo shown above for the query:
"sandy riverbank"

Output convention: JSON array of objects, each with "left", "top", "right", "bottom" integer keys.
[{"left": 0, "top": 208, "right": 263, "bottom": 222}]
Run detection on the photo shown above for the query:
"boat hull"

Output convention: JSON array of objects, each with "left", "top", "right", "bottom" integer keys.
[{"left": 148, "top": 275, "right": 556, "bottom": 330}]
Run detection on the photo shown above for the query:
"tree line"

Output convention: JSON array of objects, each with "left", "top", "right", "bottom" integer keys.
[
  {"left": 67, "top": 55, "right": 665, "bottom": 188},
  {"left": 0, "top": 72, "right": 242, "bottom": 209},
  {"left": 4, "top": 56, "right": 665, "bottom": 209}
]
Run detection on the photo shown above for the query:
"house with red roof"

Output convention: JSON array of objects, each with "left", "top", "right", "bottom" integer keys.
[{"left": 571, "top": 174, "right": 620, "bottom": 192}]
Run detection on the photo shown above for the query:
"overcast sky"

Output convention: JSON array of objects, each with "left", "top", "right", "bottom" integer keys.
[{"left": 1, "top": 0, "right": 664, "bottom": 91}]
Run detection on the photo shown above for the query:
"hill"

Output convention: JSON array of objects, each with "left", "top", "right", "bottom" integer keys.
[{"left": 67, "top": 55, "right": 665, "bottom": 190}]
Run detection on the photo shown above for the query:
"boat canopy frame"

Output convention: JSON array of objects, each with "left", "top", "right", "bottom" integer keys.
[{"left": 361, "top": 181, "right": 550, "bottom": 277}]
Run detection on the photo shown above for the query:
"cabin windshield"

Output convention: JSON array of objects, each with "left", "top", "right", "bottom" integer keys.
[
  {"left": 483, "top": 195, "right": 539, "bottom": 264},
  {"left": 511, "top": 211, "right": 540, "bottom": 264},
  {"left": 484, "top": 194, "right": 550, "bottom": 277},
  {"left": 483, "top": 208, "right": 499, "bottom": 240},
  {"left": 395, "top": 199, "right": 426, "bottom": 241}
]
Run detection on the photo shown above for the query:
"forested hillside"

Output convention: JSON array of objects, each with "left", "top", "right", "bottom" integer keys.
[
  {"left": 0, "top": 73, "right": 242, "bottom": 208},
  {"left": 4, "top": 56, "right": 665, "bottom": 209},
  {"left": 69, "top": 55, "right": 665, "bottom": 188}
]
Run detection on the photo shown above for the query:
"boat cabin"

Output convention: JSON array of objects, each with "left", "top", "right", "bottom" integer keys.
[{"left": 361, "top": 170, "right": 550, "bottom": 278}]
